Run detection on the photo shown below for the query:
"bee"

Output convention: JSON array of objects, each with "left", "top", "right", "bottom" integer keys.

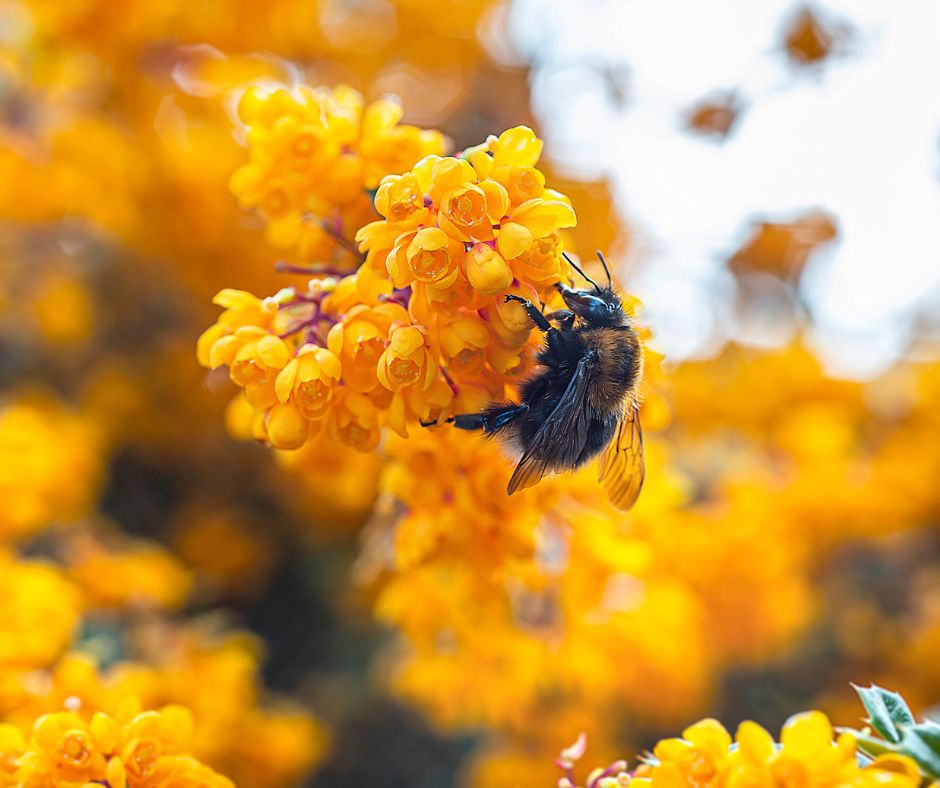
[{"left": 435, "top": 252, "right": 645, "bottom": 510}]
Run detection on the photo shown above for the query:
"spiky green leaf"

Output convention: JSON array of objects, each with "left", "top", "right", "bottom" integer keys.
[{"left": 853, "top": 684, "right": 915, "bottom": 744}]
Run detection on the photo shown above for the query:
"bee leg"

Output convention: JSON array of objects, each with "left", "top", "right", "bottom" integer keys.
[
  {"left": 545, "top": 309, "right": 575, "bottom": 330},
  {"left": 450, "top": 403, "right": 528, "bottom": 433},
  {"left": 504, "top": 295, "right": 552, "bottom": 332}
]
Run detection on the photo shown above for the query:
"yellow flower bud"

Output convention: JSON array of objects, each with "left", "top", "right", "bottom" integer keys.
[
  {"left": 489, "top": 125, "right": 543, "bottom": 169},
  {"left": 266, "top": 403, "right": 311, "bottom": 450},
  {"left": 465, "top": 244, "right": 512, "bottom": 296}
]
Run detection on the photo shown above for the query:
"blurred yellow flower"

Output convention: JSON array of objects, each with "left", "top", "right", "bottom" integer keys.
[
  {"left": 0, "top": 397, "right": 102, "bottom": 543},
  {"left": 0, "top": 552, "right": 80, "bottom": 669}
]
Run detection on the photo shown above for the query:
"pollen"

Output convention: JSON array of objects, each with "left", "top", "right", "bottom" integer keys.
[
  {"left": 389, "top": 357, "right": 421, "bottom": 387},
  {"left": 59, "top": 732, "right": 91, "bottom": 767}
]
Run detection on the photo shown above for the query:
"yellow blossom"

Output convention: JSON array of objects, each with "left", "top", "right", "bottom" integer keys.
[
  {"left": 377, "top": 323, "right": 438, "bottom": 392},
  {"left": 464, "top": 243, "right": 514, "bottom": 296},
  {"left": 0, "top": 398, "right": 102, "bottom": 543},
  {"left": 0, "top": 552, "right": 80, "bottom": 669},
  {"left": 274, "top": 345, "right": 342, "bottom": 421},
  {"left": 327, "top": 302, "right": 410, "bottom": 393}
]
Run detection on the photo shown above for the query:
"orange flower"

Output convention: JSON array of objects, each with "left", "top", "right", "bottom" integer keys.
[
  {"left": 327, "top": 302, "right": 408, "bottom": 393},
  {"left": 20, "top": 712, "right": 110, "bottom": 785},
  {"left": 464, "top": 244, "right": 513, "bottom": 296},
  {"left": 374, "top": 173, "right": 429, "bottom": 226},
  {"left": 331, "top": 389, "right": 382, "bottom": 452},
  {"left": 274, "top": 345, "right": 343, "bottom": 420},
  {"left": 377, "top": 324, "right": 438, "bottom": 393},
  {"left": 386, "top": 227, "right": 463, "bottom": 289},
  {"left": 436, "top": 313, "right": 492, "bottom": 378}
]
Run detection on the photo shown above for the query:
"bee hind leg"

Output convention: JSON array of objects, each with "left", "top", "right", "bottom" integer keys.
[{"left": 450, "top": 402, "right": 528, "bottom": 434}]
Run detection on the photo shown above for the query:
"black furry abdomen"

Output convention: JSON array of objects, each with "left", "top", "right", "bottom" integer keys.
[{"left": 466, "top": 319, "right": 637, "bottom": 473}]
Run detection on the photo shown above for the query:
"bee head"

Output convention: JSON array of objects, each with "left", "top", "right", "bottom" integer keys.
[
  {"left": 558, "top": 251, "right": 627, "bottom": 327},
  {"left": 556, "top": 282, "right": 627, "bottom": 327}
]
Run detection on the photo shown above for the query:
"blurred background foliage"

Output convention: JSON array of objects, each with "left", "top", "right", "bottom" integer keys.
[{"left": 1, "top": 0, "right": 939, "bottom": 786}]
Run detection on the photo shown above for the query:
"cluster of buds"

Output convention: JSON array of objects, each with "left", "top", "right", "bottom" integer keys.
[
  {"left": 200, "top": 124, "right": 580, "bottom": 452},
  {"left": 230, "top": 83, "right": 445, "bottom": 268}
]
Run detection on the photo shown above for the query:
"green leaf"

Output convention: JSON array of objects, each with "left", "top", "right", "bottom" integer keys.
[
  {"left": 898, "top": 725, "right": 940, "bottom": 779},
  {"left": 853, "top": 684, "right": 916, "bottom": 744},
  {"left": 849, "top": 730, "right": 900, "bottom": 760},
  {"left": 910, "top": 721, "right": 940, "bottom": 752}
]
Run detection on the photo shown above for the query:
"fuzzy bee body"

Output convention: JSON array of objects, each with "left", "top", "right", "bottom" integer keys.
[{"left": 444, "top": 254, "right": 646, "bottom": 510}]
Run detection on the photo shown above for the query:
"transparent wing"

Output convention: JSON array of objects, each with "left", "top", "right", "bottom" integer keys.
[
  {"left": 507, "top": 354, "right": 595, "bottom": 496},
  {"left": 597, "top": 397, "right": 645, "bottom": 511}
]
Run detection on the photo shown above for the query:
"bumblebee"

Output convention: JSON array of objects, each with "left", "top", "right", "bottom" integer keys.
[{"left": 441, "top": 252, "right": 645, "bottom": 510}]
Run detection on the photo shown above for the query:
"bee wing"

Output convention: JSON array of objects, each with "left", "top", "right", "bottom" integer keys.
[
  {"left": 597, "top": 397, "right": 645, "bottom": 511},
  {"left": 507, "top": 353, "right": 595, "bottom": 496}
]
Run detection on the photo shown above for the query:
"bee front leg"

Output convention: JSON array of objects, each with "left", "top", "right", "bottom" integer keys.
[{"left": 504, "top": 295, "right": 552, "bottom": 332}]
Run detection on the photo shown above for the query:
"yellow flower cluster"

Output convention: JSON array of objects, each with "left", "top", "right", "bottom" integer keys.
[
  {"left": 0, "top": 392, "right": 327, "bottom": 786},
  {"left": 556, "top": 713, "right": 923, "bottom": 788},
  {"left": 200, "top": 124, "right": 578, "bottom": 451},
  {"left": 0, "top": 398, "right": 102, "bottom": 543},
  {"left": 0, "top": 634, "right": 328, "bottom": 788},
  {"left": 230, "top": 84, "right": 446, "bottom": 267},
  {"left": 642, "top": 714, "right": 918, "bottom": 788},
  {"left": 0, "top": 701, "right": 232, "bottom": 787}
]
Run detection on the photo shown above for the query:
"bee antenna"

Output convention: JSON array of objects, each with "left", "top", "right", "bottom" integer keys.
[
  {"left": 561, "top": 252, "right": 600, "bottom": 289},
  {"left": 596, "top": 250, "right": 612, "bottom": 288}
]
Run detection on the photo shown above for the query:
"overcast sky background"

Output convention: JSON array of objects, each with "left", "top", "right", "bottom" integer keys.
[{"left": 498, "top": 0, "right": 940, "bottom": 377}]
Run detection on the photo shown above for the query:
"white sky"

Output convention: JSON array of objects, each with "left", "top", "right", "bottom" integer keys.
[{"left": 502, "top": 0, "right": 940, "bottom": 377}]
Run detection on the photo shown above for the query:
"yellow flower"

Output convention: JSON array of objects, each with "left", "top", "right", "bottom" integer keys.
[
  {"left": 501, "top": 230, "right": 565, "bottom": 285},
  {"left": 653, "top": 718, "right": 733, "bottom": 788},
  {"left": 488, "top": 125, "right": 544, "bottom": 171},
  {"left": 436, "top": 313, "right": 492, "bottom": 377},
  {"left": 265, "top": 401, "right": 314, "bottom": 450},
  {"left": 504, "top": 165, "right": 546, "bottom": 204},
  {"left": 18, "top": 711, "right": 110, "bottom": 785},
  {"left": 386, "top": 227, "right": 463, "bottom": 288},
  {"left": 464, "top": 243, "right": 513, "bottom": 296},
  {"left": 327, "top": 302, "right": 409, "bottom": 393},
  {"left": 438, "top": 180, "right": 508, "bottom": 242},
  {"left": 420, "top": 155, "right": 476, "bottom": 206},
  {"left": 377, "top": 323, "right": 438, "bottom": 392},
  {"left": 509, "top": 195, "right": 577, "bottom": 238},
  {"left": 771, "top": 712, "right": 857, "bottom": 788},
  {"left": 230, "top": 84, "right": 443, "bottom": 263},
  {"left": 113, "top": 706, "right": 195, "bottom": 788},
  {"left": 374, "top": 172, "right": 429, "bottom": 226},
  {"left": 196, "top": 289, "right": 277, "bottom": 369},
  {"left": 0, "top": 397, "right": 102, "bottom": 543},
  {"left": 218, "top": 330, "right": 292, "bottom": 410},
  {"left": 0, "top": 552, "right": 80, "bottom": 669},
  {"left": 274, "top": 345, "right": 343, "bottom": 420},
  {"left": 331, "top": 390, "right": 382, "bottom": 452}
]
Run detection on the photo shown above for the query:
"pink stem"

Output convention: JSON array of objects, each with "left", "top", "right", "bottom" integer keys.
[{"left": 275, "top": 261, "right": 350, "bottom": 278}]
